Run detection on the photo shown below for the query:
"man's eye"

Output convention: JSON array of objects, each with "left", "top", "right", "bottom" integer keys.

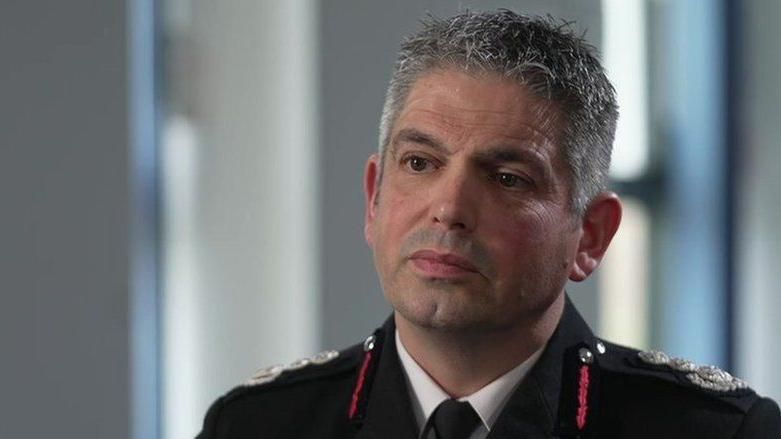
[
  {"left": 405, "top": 156, "right": 432, "bottom": 172},
  {"left": 495, "top": 173, "right": 526, "bottom": 188}
]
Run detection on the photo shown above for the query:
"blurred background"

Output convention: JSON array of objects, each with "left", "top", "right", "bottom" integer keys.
[{"left": 2, "top": 0, "right": 779, "bottom": 438}]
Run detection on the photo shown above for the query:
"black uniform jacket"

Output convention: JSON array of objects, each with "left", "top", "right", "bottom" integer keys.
[{"left": 197, "top": 298, "right": 781, "bottom": 438}]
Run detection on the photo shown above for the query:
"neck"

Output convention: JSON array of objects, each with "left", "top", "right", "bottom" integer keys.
[{"left": 395, "top": 293, "right": 564, "bottom": 398}]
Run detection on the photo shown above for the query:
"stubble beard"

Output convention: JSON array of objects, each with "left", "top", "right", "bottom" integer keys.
[
  {"left": 385, "top": 272, "right": 517, "bottom": 334},
  {"left": 382, "top": 259, "right": 567, "bottom": 338}
]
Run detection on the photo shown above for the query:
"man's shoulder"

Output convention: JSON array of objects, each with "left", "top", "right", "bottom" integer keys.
[
  {"left": 197, "top": 343, "right": 365, "bottom": 438},
  {"left": 591, "top": 339, "right": 781, "bottom": 437},
  {"left": 226, "top": 343, "right": 363, "bottom": 402},
  {"left": 597, "top": 340, "right": 756, "bottom": 409}
]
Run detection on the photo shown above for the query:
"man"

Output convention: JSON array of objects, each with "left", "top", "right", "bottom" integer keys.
[{"left": 198, "top": 10, "right": 781, "bottom": 438}]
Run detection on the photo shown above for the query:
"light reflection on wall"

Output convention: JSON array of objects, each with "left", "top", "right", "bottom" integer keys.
[
  {"left": 603, "top": 0, "right": 649, "bottom": 181},
  {"left": 160, "top": 2, "right": 320, "bottom": 438},
  {"left": 599, "top": 197, "right": 650, "bottom": 348},
  {"left": 599, "top": 0, "right": 651, "bottom": 348},
  {"left": 162, "top": 114, "right": 202, "bottom": 439}
]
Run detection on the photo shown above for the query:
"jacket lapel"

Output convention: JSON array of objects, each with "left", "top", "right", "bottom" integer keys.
[
  {"left": 487, "top": 296, "right": 596, "bottom": 438},
  {"left": 354, "top": 317, "right": 420, "bottom": 439}
]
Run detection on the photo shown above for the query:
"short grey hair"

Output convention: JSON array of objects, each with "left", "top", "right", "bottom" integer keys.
[{"left": 378, "top": 10, "right": 618, "bottom": 215}]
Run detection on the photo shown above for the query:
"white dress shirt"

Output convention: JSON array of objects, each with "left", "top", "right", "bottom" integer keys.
[{"left": 396, "top": 331, "right": 544, "bottom": 439}]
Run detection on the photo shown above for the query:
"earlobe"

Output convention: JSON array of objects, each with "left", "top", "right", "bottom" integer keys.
[
  {"left": 569, "top": 192, "right": 622, "bottom": 282},
  {"left": 363, "top": 154, "right": 381, "bottom": 246},
  {"left": 570, "top": 253, "right": 596, "bottom": 282}
]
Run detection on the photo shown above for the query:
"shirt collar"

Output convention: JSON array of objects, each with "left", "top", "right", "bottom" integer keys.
[{"left": 395, "top": 330, "right": 544, "bottom": 434}]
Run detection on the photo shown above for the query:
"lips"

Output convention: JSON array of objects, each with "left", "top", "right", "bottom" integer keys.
[{"left": 408, "top": 249, "right": 479, "bottom": 276}]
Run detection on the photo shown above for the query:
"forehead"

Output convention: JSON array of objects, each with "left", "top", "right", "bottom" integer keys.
[{"left": 393, "top": 69, "right": 564, "bottom": 150}]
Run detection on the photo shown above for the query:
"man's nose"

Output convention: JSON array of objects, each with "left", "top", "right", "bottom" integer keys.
[{"left": 430, "top": 170, "right": 478, "bottom": 232}]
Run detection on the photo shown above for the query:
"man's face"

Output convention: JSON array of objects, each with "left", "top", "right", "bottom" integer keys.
[{"left": 364, "top": 69, "right": 585, "bottom": 332}]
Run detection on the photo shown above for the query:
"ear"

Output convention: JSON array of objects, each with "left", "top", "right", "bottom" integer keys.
[
  {"left": 363, "top": 154, "right": 381, "bottom": 247},
  {"left": 569, "top": 192, "right": 623, "bottom": 282}
]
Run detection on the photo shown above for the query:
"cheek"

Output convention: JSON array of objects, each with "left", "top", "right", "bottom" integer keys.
[
  {"left": 373, "top": 189, "right": 422, "bottom": 254},
  {"left": 380, "top": 180, "right": 427, "bottom": 225},
  {"left": 484, "top": 207, "right": 548, "bottom": 249},
  {"left": 527, "top": 203, "right": 562, "bottom": 240},
  {"left": 483, "top": 205, "right": 577, "bottom": 267}
]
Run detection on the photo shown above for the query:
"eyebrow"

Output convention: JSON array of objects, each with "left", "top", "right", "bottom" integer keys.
[
  {"left": 394, "top": 127, "right": 545, "bottom": 161},
  {"left": 472, "top": 146, "right": 545, "bottom": 166},
  {"left": 391, "top": 128, "right": 450, "bottom": 157}
]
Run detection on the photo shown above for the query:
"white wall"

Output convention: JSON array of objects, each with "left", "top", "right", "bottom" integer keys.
[
  {"left": 0, "top": 1, "right": 134, "bottom": 438},
  {"left": 162, "top": 2, "right": 320, "bottom": 438}
]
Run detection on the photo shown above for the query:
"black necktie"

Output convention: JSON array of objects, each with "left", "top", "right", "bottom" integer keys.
[{"left": 428, "top": 399, "right": 481, "bottom": 439}]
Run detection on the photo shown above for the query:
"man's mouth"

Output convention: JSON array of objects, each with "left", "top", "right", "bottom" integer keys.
[{"left": 408, "top": 249, "right": 480, "bottom": 277}]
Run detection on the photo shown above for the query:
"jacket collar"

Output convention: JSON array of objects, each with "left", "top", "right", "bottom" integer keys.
[
  {"left": 354, "top": 316, "right": 419, "bottom": 439},
  {"left": 487, "top": 295, "right": 596, "bottom": 438},
  {"left": 353, "top": 295, "right": 596, "bottom": 439}
]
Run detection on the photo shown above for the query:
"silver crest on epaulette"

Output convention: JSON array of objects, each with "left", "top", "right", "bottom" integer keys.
[
  {"left": 246, "top": 364, "right": 284, "bottom": 386},
  {"left": 637, "top": 350, "right": 670, "bottom": 365},
  {"left": 311, "top": 350, "right": 340, "bottom": 364},
  {"left": 637, "top": 350, "right": 749, "bottom": 392},
  {"left": 687, "top": 365, "right": 749, "bottom": 392},
  {"left": 243, "top": 350, "right": 340, "bottom": 387},
  {"left": 286, "top": 357, "right": 311, "bottom": 371},
  {"left": 668, "top": 357, "right": 697, "bottom": 373}
]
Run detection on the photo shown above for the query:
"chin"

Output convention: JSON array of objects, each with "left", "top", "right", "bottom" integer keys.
[{"left": 392, "top": 293, "right": 499, "bottom": 332}]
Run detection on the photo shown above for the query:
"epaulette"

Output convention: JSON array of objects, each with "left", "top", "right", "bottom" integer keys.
[
  {"left": 221, "top": 344, "right": 364, "bottom": 404},
  {"left": 599, "top": 340, "right": 757, "bottom": 411},
  {"left": 557, "top": 339, "right": 762, "bottom": 439}
]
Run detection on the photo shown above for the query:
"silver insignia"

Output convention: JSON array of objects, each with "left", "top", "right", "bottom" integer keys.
[
  {"left": 596, "top": 341, "right": 606, "bottom": 355},
  {"left": 637, "top": 350, "right": 670, "bottom": 365},
  {"left": 637, "top": 350, "right": 749, "bottom": 392},
  {"left": 243, "top": 350, "right": 341, "bottom": 387},
  {"left": 668, "top": 357, "right": 697, "bottom": 372},
  {"left": 245, "top": 364, "right": 284, "bottom": 386},
  {"left": 686, "top": 365, "right": 748, "bottom": 392},
  {"left": 363, "top": 335, "right": 376, "bottom": 352},
  {"left": 579, "top": 347, "right": 594, "bottom": 364},
  {"left": 311, "top": 350, "right": 340, "bottom": 365},
  {"left": 286, "top": 357, "right": 311, "bottom": 370}
]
